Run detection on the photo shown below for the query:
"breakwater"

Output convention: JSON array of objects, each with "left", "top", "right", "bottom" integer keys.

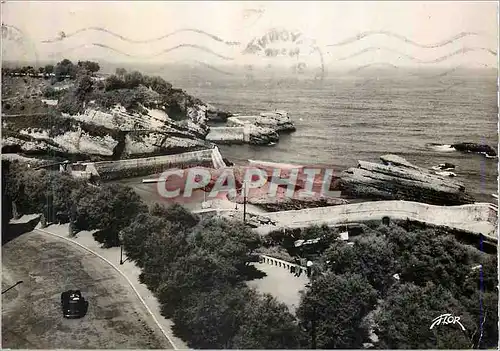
[
  {"left": 72, "top": 147, "right": 226, "bottom": 181},
  {"left": 206, "top": 127, "right": 246, "bottom": 144}
]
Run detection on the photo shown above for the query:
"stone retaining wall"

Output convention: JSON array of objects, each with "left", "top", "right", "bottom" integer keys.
[
  {"left": 78, "top": 148, "right": 223, "bottom": 181},
  {"left": 263, "top": 201, "right": 498, "bottom": 240},
  {"left": 206, "top": 127, "right": 245, "bottom": 143},
  {"left": 193, "top": 201, "right": 497, "bottom": 241}
]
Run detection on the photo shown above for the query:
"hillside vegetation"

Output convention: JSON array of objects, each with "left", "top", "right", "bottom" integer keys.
[{"left": 2, "top": 60, "right": 226, "bottom": 160}]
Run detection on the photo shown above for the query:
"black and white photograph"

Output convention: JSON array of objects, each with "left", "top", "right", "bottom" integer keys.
[{"left": 1, "top": 1, "right": 498, "bottom": 349}]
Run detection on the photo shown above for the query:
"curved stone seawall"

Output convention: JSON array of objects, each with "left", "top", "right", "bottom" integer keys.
[
  {"left": 194, "top": 201, "right": 498, "bottom": 242},
  {"left": 79, "top": 148, "right": 225, "bottom": 181},
  {"left": 263, "top": 201, "right": 498, "bottom": 241}
]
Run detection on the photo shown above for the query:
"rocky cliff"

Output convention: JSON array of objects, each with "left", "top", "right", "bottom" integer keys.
[
  {"left": 339, "top": 155, "right": 475, "bottom": 206},
  {"left": 1, "top": 75, "right": 219, "bottom": 159},
  {"left": 1, "top": 107, "right": 210, "bottom": 160},
  {"left": 2, "top": 74, "right": 285, "bottom": 158}
]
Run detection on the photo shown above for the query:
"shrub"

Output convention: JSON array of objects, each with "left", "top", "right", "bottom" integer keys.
[
  {"left": 74, "top": 183, "right": 147, "bottom": 247},
  {"left": 171, "top": 284, "right": 252, "bottom": 348},
  {"left": 296, "top": 272, "right": 378, "bottom": 349},
  {"left": 57, "top": 93, "right": 83, "bottom": 115},
  {"left": 374, "top": 282, "right": 474, "bottom": 349},
  {"left": 149, "top": 203, "right": 200, "bottom": 230},
  {"left": 42, "top": 86, "right": 64, "bottom": 99}
]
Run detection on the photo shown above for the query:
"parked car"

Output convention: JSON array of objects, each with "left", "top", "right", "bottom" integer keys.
[{"left": 61, "top": 290, "right": 88, "bottom": 318}]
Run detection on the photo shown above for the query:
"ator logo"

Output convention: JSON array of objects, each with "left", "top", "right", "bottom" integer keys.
[{"left": 429, "top": 313, "right": 466, "bottom": 331}]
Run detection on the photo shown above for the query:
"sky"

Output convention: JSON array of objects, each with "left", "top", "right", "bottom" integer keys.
[{"left": 2, "top": 1, "right": 498, "bottom": 70}]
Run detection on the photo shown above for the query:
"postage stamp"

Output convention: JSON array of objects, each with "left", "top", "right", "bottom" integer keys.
[{"left": 241, "top": 27, "right": 325, "bottom": 82}]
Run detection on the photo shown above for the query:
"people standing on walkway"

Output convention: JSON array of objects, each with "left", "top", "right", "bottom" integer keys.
[
  {"left": 294, "top": 257, "right": 301, "bottom": 277},
  {"left": 306, "top": 260, "right": 313, "bottom": 278}
]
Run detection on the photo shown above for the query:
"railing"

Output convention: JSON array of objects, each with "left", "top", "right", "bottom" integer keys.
[{"left": 258, "top": 254, "right": 308, "bottom": 276}]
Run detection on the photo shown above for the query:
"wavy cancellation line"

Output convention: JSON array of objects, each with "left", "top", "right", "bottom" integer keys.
[
  {"left": 48, "top": 43, "right": 235, "bottom": 61},
  {"left": 327, "top": 31, "right": 485, "bottom": 48},
  {"left": 334, "top": 47, "right": 497, "bottom": 63},
  {"left": 40, "top": 26, "right": 241, "bottom": 46}
]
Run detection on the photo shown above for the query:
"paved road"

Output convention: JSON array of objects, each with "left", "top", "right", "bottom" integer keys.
[{"left": 2, "top": 231, "right": 172, "bottom": 349}]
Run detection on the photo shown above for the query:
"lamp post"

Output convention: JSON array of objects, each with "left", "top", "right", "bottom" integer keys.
[
  {"left": 243, "top": 181, "right": 247, "bottom": 223},
  {"left": 118, "top": 231, "right": 124, "bottom": 265},
  {"left": 235, "top": 182, "right": 247, "bottom": 223}
]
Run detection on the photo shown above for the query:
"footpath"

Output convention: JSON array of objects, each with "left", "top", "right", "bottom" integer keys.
[{"left": 34, "top": 221, "right": 188, "bottom": 350}]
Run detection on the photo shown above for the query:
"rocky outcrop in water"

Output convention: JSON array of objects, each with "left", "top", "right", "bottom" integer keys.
[
  {"left": 339, "top": 154, "right": 474, "bottom": 206},
  {"left": 257, "top": 111, "right": 296, "bottom": 132},
  {"left": 452, "top": 142, "right": 497, "bottom": 157},
  {"left": 206, "top": 104, "right": 233, "bottom": 122},
  {"left": 248, "top": 124, "right": 279, "bottom": 145}
]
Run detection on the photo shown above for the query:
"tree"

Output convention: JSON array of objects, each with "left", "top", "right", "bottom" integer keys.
[
  {"left": 44, "top": 64, "right": 54, "bottom": 75},
  {"left": 155, "top": 248, "right": 240, "bottom": 318},
  {"left": 74, "top": 183, "right": 147, "bottom": 247},
  {"left": 374, "top": 282, "right": 474, "bottom": 349},
  {"left": 26, "top": 66, "right": 36, "bottom": 76},
  {"left": 145, "top": 75, "right": 172, "bottom": 95},
  {"left": 139, "top": 223, "right": 191, "bottom": 290},
  {"left": 379, "top": 223, "right": 418, "bottom": 256},
  {"left": 294, "top": 224, "right": 341, "bottom": 258},
  {"left": 121, "top": 213, "right": 170, "bottom": 266},
  {"left": 104, "top": 75, "right": 126, "bottom": 91},
  {"left": 460, "top": 290, "right": 498, "bottom": 349},
  {"left": 296, "top": 273, "right": 378, "bottom": 349},
  {"left": 77, "top": 60, "right": 100, "bottom": 74},
  {"left": 397, "top": 231, "right": 474, "bottom": 294},
  {"left": 322, "top": 235, "right": 397, "bottom": 296},
  {"left": 2, "top": 160, "right": 13, "bottom": 230},
  {"left": 3, "top": 161, "right": 27, "bottom": 218},
  {"left": 115, "top": 67, "right": 127, "bottom": 78},
  {"left": 459, "top": 254, "right": 498, "bottom": 348},
  {"left": 75, "top": 74, "right": 94, "bottom": 100},
  {"left": 232, "top": 293, "right": 302, "bottom": 349},
  {"left": 172, "top": 284, "right": 254, "bottom": 349},
  {"left": 188, "top": 218, "right": 261, "bottom": 272},
  {"left": 149, "top": 203, "right": 199, "bottom": 230},
  {"left": 21, "top": 169, "right": 51, "bottom": 215},
  {"left": 43, "top": 173, "right": 80, "bottom": 224},
  {"left": 123, "top": 71, "right": 144, "bottom": 89},
  {"left": 57, "top": 93, "right": 83, "bottom": 115},
  {"left": 54, "top": 59, "right": 77, "bottom": 81}
]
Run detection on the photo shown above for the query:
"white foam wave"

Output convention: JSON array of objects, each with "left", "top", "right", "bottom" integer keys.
[{"left": 427, "top": 144, "right": 457, "bottom": 152}]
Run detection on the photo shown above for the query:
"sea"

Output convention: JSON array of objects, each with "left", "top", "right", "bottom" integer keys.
[{"left": 167, "top": 69, "right": 498, "bottom": 204}]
